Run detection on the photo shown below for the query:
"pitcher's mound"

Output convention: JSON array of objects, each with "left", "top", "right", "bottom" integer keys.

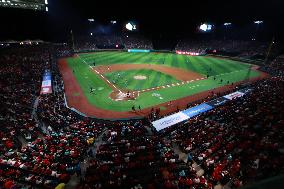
[{"left": 134, "top": 75, "right": 147, "bottom": 80}]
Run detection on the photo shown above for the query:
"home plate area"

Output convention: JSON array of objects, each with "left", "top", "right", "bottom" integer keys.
[{"left": 110, "top": 90, "right": 139, "bottom": 101}]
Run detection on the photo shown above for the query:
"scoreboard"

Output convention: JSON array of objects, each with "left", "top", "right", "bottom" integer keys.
[{"left": 0, "top": 0, "right": 48, "bottom": 11}]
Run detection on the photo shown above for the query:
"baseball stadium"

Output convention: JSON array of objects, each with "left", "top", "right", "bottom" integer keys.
[
  {"left": 60, "top": 51, "right": 264, "bottom": 119},
  {"left": 1, "top": 1, "right": 284, "bottom": 189}
]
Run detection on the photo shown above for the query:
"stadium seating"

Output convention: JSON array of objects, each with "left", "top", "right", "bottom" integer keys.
[
  {"left": 0, "top": 43, "right": 283, "bottom": 189},
  {"left": 72, "top": 34, "right": 153, "bottom": 51},
  {"left": 175, "top": 39, "right": 281, "bottom": 60}
]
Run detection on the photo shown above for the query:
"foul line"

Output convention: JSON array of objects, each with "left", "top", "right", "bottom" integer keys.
[{"left": 76, "top": 54, "right": 122, "bottom": 93}]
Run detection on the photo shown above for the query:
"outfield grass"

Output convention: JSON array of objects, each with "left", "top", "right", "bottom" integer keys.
[
  {"left": 79, "top": 51, "right": 251, "bottom": 76},
  {"left": 104, "top": 69, "right": 180, "bottom": 91},
  {"left": 66, "top": 51, "right": 260, "bottom": 112}
]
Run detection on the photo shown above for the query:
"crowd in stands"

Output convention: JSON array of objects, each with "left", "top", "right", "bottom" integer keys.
[
  {"left": 72, "top": 34, "right": 153, "bottom": 51},
  {"left": 0, "top": 43, "right": 283, "bottom": 189},
  {"left": 260, "top": 54, "right": 284, "bottom": 75},
  {"left": 0, "top": 46, "right": 53, "bottom": 188},
  {"left": 122, "top": 34, "right": 153, "bottom": 49},
  {"left": 175, "top": 39, "right": 282, "bottom": 60},
  {"left": 168, "top": 75, "right": 284, "bottom": 188},
  {"left": 0, "top": 47, "right": 105, "bottom": 188}
]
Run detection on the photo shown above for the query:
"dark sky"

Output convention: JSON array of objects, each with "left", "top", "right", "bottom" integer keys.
[{"left": 0, "top": 0, "right": 283, "bottom": 42}]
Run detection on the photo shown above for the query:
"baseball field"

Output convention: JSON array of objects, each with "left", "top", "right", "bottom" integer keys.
[{"left": 58, "top": 51, "right": 265, "bottom": 119}]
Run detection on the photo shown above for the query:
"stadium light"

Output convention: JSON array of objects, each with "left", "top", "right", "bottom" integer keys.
[
  {"left": 199, "top": 23, "right": 212, "bottom": 32},
  {"left": 126, "top": 23, "right": 133, "bottom": 31},
  {"left": 224, "top": 23, "right": 232, "bottom": 26},
  {"left": 88, "top": 19, "right": 95, "bottom": 22},
  {"left": 254, "top": 20, "right": 263, "bottom": 24},
  {"left": 126, "top": 22, "right": 137, "bottom": 31}
]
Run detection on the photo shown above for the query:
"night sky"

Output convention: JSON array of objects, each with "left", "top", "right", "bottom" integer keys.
[{"left": 0, "top": 0, "right": 283, "bottom": 44}]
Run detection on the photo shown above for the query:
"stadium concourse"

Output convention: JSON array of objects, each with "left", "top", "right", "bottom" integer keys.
[{"left": 0, "top": 38, "right": 284, "bottom": 189}]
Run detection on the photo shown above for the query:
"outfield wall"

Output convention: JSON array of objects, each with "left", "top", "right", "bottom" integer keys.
[{"left": 127, "top": 49, "right": 151, "bottom": 53}]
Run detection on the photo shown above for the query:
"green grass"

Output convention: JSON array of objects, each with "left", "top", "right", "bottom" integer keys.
[
  {"left": 79, "top": 52, "right": 251, "bottom": 76},
  {"left": 104, "top": 69, "right": 180, "bottom": 91},
  {"left": 66, "top": 52, "right": 261, "bottom": 112}
]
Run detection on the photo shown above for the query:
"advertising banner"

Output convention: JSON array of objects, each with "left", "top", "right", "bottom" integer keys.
[
  {"left": 128, "top": 49, "right": 150, "bottom": 53},
  {"left": 152, "top": 112, "right": 189, "bottom": 131},
  {"left": 152, "top": 89, "right": 252, "bottom": 132},
  {"left": 223, "top": 91, "right": 244, "bottom": 100},
  {"left": 238, "top": 88, "right": 252, "bottom": 94},
  {"left": 176, "top": 50, "right": 200, "bottom": 56},
  {"left": 40, "top": 70, "right": 52, "bottom": 94},
  {"left": 206, "top": 97, "right": 228, "bottom": 107},
  {"left": 182, "top": 103, "right": 213, "bottom": 118},
  {"left": 152, "top": 104, "right": 213, "bottom": 131}
]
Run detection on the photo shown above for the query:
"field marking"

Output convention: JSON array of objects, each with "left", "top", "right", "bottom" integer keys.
[{"left": 76, "top": 54, "right": 122, "bottom": 93}]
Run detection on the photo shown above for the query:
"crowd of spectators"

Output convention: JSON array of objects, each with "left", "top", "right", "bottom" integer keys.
[
  {"left": 72, "top": 34, "right": 153, "bottom": 51},
  {"left": 122, "top": 34, "right": 153, "bottom": 49},
  {"left": 260, "top": 54, "right": 284, "bottom": 75},
  {"left": 175, "top": 39, "right": 280, "bottom": 60},
  {"left": 1, "top": 44, "right": 283, "bottom": 189},
  {"left": 164, "top": 64, "right": 284, "bottom": 187},
  {"left": 0, "top": 46, "right": 53, "bottom": 188},
  {"left": 0, "top": 46, "right": 105, "bottom": 188}
]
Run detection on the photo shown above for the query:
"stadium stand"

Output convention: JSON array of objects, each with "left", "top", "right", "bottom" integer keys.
[
  {"left": 175, "top": 39, "right": 282, "bottom": 61},
  {"left": 0, "top": 42, "right": 283, "bottom": 189},
  {"left": 72, "top": 34, "right": 153, "bottom": 52}
]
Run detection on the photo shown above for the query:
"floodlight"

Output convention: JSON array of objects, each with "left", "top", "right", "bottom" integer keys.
[
  {"left": 111, "top": 20, "right": 117, "bottom": 24},
  {"left": 45, "top": 0, "right": 48, "bottom": 5},
  {"left": 254, "top": 20, "right": 263, "bottom": 24},
  {"left": 90, "top": 33, "right": 93, "bottom": 36},
  {"left": 199, "top": 23, "right": 212, "bottom": 32},
  {"left": 88, "top": 19, "right": 95, "bottom": 22},
  {"left": 200, "top": 24, "right": 207, "bottom": 31},
  {"left": 126, "top": 23, "right": 134, "bottom": 31},
  {"left": 224, "top": 23, "right": 231, "bottom": 26}
]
